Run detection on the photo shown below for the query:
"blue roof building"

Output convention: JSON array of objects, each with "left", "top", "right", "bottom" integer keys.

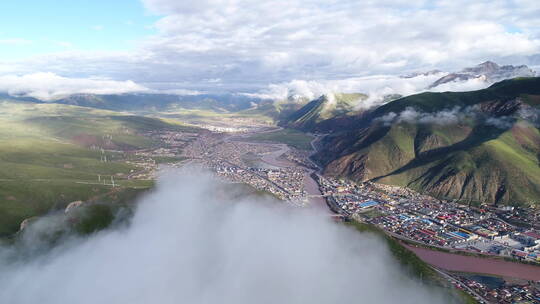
[{"left": 358, "top": 200, "right": 380, "bottom": 208}]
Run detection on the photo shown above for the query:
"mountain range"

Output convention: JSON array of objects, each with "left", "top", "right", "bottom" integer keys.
[
  {"left": 310, "top": 77, "right": 540, "bottom": 206},
  {"left": 427, "top": 61, "right": 536, "bottom": 89},
  {"left": 279, "top": 93, "right": 368, "bottom": 130},
  {"left": 2, "top": 64, "right": 539, "bottom": 207},
  {"left": 0, "top": 92, "right": 263, "bottom": 113}
]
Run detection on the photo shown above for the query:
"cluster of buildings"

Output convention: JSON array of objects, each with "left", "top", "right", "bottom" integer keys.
[
  {"left": 281, "top": 150, "right": 318, "bottom": 169},
  {"left": 497, "top": 206, "right": 540, "bottom": 230},
  {"left": 199, "top": 125, "right": 248, "bottom": 133},
  {"left": 162, "top": 126, "right": 540, "bottom": 302},
  {"left": 314, "top": 174, "right": 540, "bottom": 302},
  {"left": 315, "top": 175, "right": 540, "bottom": 263},
  {"left": 213, "top": 165, "right": 307, "bottom": 202},
  {"left": 183, "top": 132, "right": 309, "bottom": 203},
  {"left": 122, "top": 130, "right": 198, "bottom": 179},
  {"left": 144, "top": 130, "right": 199, "bottom": 148},
  {"left": 453, "top": 275, "right": 540, "bottom": 304},
  {"left": 184, "top": 132, "right": 277, "bottom": 166}
]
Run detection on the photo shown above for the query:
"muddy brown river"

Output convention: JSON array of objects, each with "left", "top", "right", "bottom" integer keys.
[{"left": 405, "top": 244, "right": 540, "bottom": 281}]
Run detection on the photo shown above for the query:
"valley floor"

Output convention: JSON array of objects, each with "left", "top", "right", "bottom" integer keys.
[
  {"left": 4, "top": 105, "right": 538, "bottom": 303},
  {"left": 176, "top": 124, "right": 540, "bottom": 304}
]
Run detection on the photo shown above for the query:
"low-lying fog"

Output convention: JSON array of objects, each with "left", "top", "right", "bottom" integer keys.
[{"left": 0, "top": 169, "right": 457, "bottom": 304}]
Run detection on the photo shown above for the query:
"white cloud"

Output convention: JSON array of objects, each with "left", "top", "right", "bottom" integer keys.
[
  {"left": 91, "top": 25, "right": 105, "bottom": 31},
  {"left": 377, "top": 106, "right": 481, "bottom": 127},
  {"left": 0, "top": 169, "right": 454, "bottom": 304},
  {"left": 56, "top": 41, "right": 74, "bottom": 48},
  {"left": 517, "top": 106, "right": 540, "bottom": 127},
  {"left": 375, "top": 105, "right": 540, "bottom": 129},
  {"left": 0, "top": 38, "right": 32, "bottom": 45},
  {"left": 250, "top": 74, "right": 444, "bottom": 103},
  {"left": 247, "top": 72, "right": 501, "bottom": 109},
  {"left": 378, "top": 106, "right": 475, "bottom": 126},
  {"left": 428, "top": 77, "right": 491, "bottom": 93},
  {"left": 0, "top": 72, "right": 149, "bottom": 100},
  {"left": 485, "top": 116, "right": 515, "bottom": 129},
  {"left": 134, "top": 0, "right": 540, "bottom": 89},
  {"left": 1, "top": 0, "right": 539, "bottom": 93}
]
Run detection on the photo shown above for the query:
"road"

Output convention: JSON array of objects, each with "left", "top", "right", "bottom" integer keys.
[{"left": 432, "top": 268, "right": 489, "bottom": 304}]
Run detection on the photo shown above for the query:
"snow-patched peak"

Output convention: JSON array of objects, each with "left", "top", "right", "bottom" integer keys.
[{"left": 428, "top": 61, "right": 535, "bottom": 89}]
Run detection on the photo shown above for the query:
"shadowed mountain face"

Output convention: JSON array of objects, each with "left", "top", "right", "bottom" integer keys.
[{"left": 313, "top": 77, "right": 540, "bottom": 206}]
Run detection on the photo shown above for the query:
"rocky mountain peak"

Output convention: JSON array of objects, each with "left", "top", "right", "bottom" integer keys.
[{"left": 428, "top": 61, "right": 535, "bottom": 89}]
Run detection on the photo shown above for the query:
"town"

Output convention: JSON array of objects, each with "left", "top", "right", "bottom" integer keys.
[
  {"left": 183, "top": 131, "right": 311, "bottom": 203},
  {"left": 126, "top": 127, "right": 540, "bottom": 267},
  {"left": 317, "top": 175, "right": 540, "bottom": 264},
  {"left": 117, "top": 125, "right": 540, "bottom": 304}
]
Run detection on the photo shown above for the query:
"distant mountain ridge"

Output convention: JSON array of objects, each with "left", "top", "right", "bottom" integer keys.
[
  {"left": 428, "top": 61, "right": 536, "bottom": 89},
  {"left": 0, "top": 92, "right": 264, "bottom": 113}
]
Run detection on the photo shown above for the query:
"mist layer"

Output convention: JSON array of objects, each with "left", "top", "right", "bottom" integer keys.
[{"left": 0, "top": 170, "right": 453, "bottom": 304}]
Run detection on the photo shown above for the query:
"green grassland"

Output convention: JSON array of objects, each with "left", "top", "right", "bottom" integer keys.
[
  {"left": 245, "top": 128, "right": 314, "bottom": 150},
  {"left": 0, "top": 101, "right": 192, "bottom": 236},
  {"left": 156, "top": 108, "right": 275, "bottom": 125}
]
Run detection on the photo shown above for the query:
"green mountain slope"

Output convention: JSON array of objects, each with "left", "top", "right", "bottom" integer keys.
[
  {"left": 314, "top": 77, "right": 540, "bottom": 206},
  {"left": 0, "top": 101, "right": 198, "bottom": 236},
  {"left": 280, "top": 93, "right": 368, "bottom": 131}
]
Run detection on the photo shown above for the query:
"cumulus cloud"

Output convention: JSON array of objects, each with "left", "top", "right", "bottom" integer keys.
[
  {"left": 428, "top": 77, "right": 491, "bottom": 93},
  {"left": 0, "top": 169, "right": 455, "bottom": 304},
  {"left": 0, "top": 0, "right": 539, "bottom": 93},
  {"left": 0, "top": 38, "right": 32, "bottom": 45},
  {"left": 249, "top": 71, "right": 502, "bottom": 109},
  {"left": 250, "top": 73, "right": 446, "bottom": 106},
  {"left": 518, "top": 106, "right": 540, "bottom": 127},
  {"left": 485, "top": 116, "right": 516, "bottom": 129},
  {"left": 0, "top": 72, "right": 149, "bottom": 101},
  {"left": 378, "top": 107, "right": 465, "bottom": 126},
  {"left": 376, "top": 105, "right": 525, "bottom": 129}
]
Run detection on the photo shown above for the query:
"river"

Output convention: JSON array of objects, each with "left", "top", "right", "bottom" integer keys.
[
  {"left": 404, "top": 244, "right": 540, "bottom": 281},
  {"left": 257, "top": 142, "right": 328, "bottom": 212}
]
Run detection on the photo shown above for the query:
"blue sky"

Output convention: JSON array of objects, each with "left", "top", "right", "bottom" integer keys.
[{"left": 0, "top": 0, "right": 157, "bottom": 59}]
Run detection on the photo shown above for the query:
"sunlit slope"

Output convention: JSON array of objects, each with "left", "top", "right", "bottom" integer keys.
[
  {"left": 315, "top": 78, "right": 540, "bottom": 206},
  {"left": 0, "top": 101, "right": 193, "bottom": 235},
  {"left": 281, "top": 93, "right": 368, "bottom": 130}
]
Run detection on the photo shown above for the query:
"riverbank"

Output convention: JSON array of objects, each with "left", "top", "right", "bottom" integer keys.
[{"left": 404, "top": 243, "right": 540, "bottom": 281}]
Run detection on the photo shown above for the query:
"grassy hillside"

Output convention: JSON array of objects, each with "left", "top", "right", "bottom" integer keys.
[
  {"left": 281, "top": 93, "right": 368, "bottom": 130},
  {"left": 0, "top": 101, "right": 193, "bottom": 236},
  {"left": 372, "top": 77, "right": 540, "bottom": 115},
  {"left": 315, "top": 78, "right": 540, "bottom": 206}
]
